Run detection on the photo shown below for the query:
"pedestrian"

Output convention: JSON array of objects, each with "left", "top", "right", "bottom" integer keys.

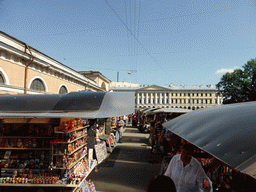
[
  {"left": 149, "top": 121, "right": 156, "bottom": 152},
  {"left": 146, "top": 175, "right": 176, "bottom": 192},
  {"left": 116, "top": 116, "right": 124, "bottom": 143},
  {"left": 164, "top": 143, "right": 212, "bottom": 192}
]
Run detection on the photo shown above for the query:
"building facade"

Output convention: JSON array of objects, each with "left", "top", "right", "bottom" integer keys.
[
  {"left": 110, "top": 84, "right": 223, "bottom": 110},
  {"left": 0, "top": 31, "right": 110, "bottom": 95}
]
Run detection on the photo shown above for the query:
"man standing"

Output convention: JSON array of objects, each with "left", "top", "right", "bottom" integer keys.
[
  {"left": 116, "top": 116, "right": 124, "bottom": 143},
  {"left": 164, "top": 143, "right": 212, "bottom": 192}
]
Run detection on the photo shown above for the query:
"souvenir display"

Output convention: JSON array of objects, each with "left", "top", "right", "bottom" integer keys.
[{"left": 0, "top": 118, "right": 100, "bottom": 192}]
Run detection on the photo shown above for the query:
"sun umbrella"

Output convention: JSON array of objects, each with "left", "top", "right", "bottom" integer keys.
[
  {"left": 0, "top": 91, "right": 135, "bottom": 119},
  {"left": 162, "top": 102, "right": 256, "bottom": 179}
]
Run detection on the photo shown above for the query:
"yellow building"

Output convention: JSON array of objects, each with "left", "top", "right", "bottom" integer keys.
[
  {"left": 0, "top": 31, "right": 110, "bottom": 95},
  {"left": 110, "top": 84, "right": 223, "bottom": 110}
]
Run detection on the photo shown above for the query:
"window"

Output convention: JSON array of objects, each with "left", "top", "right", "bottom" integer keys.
[
  {"left": 209, "top": 99, "right": 212, "bottom": 104},
  {"left": 197, "top": 93, "right": 199, "bottom": 97},
  {"left": 148, "top": 99, "right": 151, "bottom": 103},
  {"left": 180, "top": 93, "right": 182, "bottom": 96},
  {"left": 175, "top": 99, "right": 178, "bottom": 103},
  {"left": 176, "top": 93, "right": 178, "bottom": 96},
  {"left": 162, "top": 99, "right": 164, "bottom": 103},
  {"left": 180, "top": 99, "right": 182, "bottom": 103},
  {"left": 192, "top": 93, "right": 194, "bottom": 97},
  {"left": 188, "top": 99, "right": 190, "bottom": 104},
  {"left": 166, "top": 93, "right": 169, "bottom": 97},
  {"left": 1, "top": 52, "right": 6, "bottom": 60},
  {"left": 184, "top": 99, "right": 186, "bottom": 104},
  {"left": 184, "top": 106, "right": 186, "bottom": 109},
  {"left": 10, "top": 55, "right": 14, "bottom": 63},
  {"left": 157, "top": 99, "right": 160, "bottom": 103},
  {"left": 205, "top": 93, "right": 208, "bottom": 96},
  {"left": 188, "top": 93, "right": 190, "bottom": 96},
  {"left": 210, "top": 93, "right": 212, "bottom": 96},
  {"left": 139, "top": 99, "right": 142, "bottom": 103},
  {"left": 30, "top": 79, "right": 45, "bottom": 91},
  {"left": 171, "top": 99, "right": 173, "bottom": 103},
  {"left": 201, "top": 93, "right": 203, "bottom": 96},
  {"left": 0, "top": 73, "right": 5, "bottom": 84},
  {"left": 171, "top": 93, "right": 173, "bottom": 96},
  {"left": 192, "top": 99, "right": 194, "bottom": 104},
  {"left": 205, "top": 99, "right": 208, "bottom": 104},
  {"left": 144, "top": 99, "right": 146, "bottom": 103},
  {"left": 152, "top": 99, "right": 155, "bottom": 103},
  {"left": 201, "top": 99, "right": 203, "bottom": 104},
  {"left": 184, "top": 93, "right": 186, "bottom": 96},
  {"left": 59, "top": 86, "right": 68, "bottom": 94}
]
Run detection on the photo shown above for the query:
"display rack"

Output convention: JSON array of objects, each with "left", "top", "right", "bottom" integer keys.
[{"left": 0, "top": 118, "right": 99, "bottom": 192}]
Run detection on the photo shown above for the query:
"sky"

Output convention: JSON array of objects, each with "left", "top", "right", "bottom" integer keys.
[{"left": 1, "top": 0, "right": 256, "bottom": 88}]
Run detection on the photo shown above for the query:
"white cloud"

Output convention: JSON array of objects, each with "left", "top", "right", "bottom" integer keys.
[{"left": 215, "top": 67, "right": 240, "bottom": 74}]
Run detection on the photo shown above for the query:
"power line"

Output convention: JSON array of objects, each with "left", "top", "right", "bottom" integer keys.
[{"left": 104, "top": 0, "right": 166, "bottom": 72}]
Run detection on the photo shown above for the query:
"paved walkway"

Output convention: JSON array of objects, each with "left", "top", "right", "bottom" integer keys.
[{"left": 89, "top": 125, "right": 163, "bottom": 192}]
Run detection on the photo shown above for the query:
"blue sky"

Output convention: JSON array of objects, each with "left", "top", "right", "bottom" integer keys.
[{"left": 1, "top": 0, "right": 256, "bottom": 87}]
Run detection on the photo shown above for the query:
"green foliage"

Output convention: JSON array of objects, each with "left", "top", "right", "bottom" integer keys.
[{"left": 216, "top": 59, "right": 256, "bottom": 104}]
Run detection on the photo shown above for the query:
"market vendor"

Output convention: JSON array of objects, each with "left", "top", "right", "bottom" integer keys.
[{"left": 164, "top": 143, "right": 212, "bottom": 192}]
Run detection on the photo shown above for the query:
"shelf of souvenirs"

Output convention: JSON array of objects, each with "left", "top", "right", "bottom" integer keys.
[
  {"left": 0, "top": 159, "right": 98, "bottom": 188},
  {"left": 64, "top": 135, "right": 87, "bottom": 144},
  {"left": 53, "top": 143, "right": 87, "bottom": 156},
  {"left": 0, "top": 136, "right": 56, "bottom": 139},
  {"left": 52, "top": 149, "right": 88, "bottom": 170},
  {"left": 55, "top": 125, "right": 89, "bottom": 134},
  {"left": 0, "top": 148, "right": 51, "bottom": 150}
]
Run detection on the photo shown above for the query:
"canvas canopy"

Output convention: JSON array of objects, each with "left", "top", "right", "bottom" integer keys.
[
  {"left": 0, "top": 91, "right": 135, "bottom": 119},
  {"left": 162, "top": 102, "right": 256, "bottom": 179}
]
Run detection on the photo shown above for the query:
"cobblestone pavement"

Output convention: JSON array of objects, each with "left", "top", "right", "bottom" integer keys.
[{"left": 89, "top": 125, "right": 163, "bottom": 192}]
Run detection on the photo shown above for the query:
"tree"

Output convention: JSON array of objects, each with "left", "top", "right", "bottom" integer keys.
[{"left": 216, "top": 58, "right": 256, "bottom": 104}]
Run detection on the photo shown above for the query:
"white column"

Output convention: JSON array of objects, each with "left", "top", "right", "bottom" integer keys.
[
  {"left": 141, "top": 93, "right": 144, "bottom": 104},
  {"left": 137, "top": 93, "right": 140, "bottom": 104},
  {"left": 155, "top": 93, "right": 157, "bottom": 104},
  {"left": 151, "top": 93, "right": 153, "bottom": 104},
  {"left": 146, "top": 93, "right": 148, "bottom": 104},
  {"left": 160, "top": 93, "right": 162, "bottom": 104},
  {"left": 217, "top": 96, "right": 220, "bottom": 105},
  {"left": 164, "top": 93, "right": 167, "bottom": 104},
  {"left": 169, "top": 93, "right": 172, "bottom": 104}
]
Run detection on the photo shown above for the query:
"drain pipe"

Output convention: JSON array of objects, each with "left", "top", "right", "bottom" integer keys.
[{"left": 24, "top": 44, "right": 35, "bottom": 94}]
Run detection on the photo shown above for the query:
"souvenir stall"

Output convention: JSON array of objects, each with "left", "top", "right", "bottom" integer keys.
[
  {"left": 162, "top": 102, "right": 256, "bottom": 191},
  {"left": 0, "top": 91, "right": 134, "bottom": 192}
]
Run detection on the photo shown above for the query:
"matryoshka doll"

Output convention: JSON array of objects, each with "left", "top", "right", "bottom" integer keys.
[
  {"left": 17, "top": 139, "right": 23, "bottom": 148},
  {"left": 32, "top": 139, "right": 37, "bottom": 148}
]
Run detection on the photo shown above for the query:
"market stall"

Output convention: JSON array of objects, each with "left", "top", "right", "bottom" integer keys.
[
  {"left": 0, "top": 91, "right": 134, "bottom": 192},
  {"left": 162, "top": 102, "right": 256, "bottom": 191}
]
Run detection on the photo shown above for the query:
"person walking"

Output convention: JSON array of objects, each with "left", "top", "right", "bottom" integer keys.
[
  {"left": 164, "top": 143, "right": 212, "bottom": 192},
  {"left": 116, "top": 116, "right": 124, "bottom": 143}
]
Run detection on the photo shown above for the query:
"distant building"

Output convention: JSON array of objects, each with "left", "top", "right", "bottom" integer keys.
[
  {"left": 110, "top": 83, "right": 223, "bottom": 110},
  {"left": 0, "top": 31, "right": 110, "bottom": 94},
  {"left": 110, "top": 82, "right": 140, "bottom": 88}
]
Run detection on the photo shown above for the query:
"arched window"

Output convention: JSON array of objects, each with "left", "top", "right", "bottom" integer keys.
[
  {"left": 59, "top": 86, "right": 68, "bottom": 94},
  {"left": 30, "top": 79, "right": 45, "bottom": 91},
  {"left": 0, "top": 73, "right": 5, "bottom": 84},
  {"left": 101, "top": 82, "right": 106, "bottom": 91},
  {"left": 192, "top": 106, "right": 195, "bottom": 110}
]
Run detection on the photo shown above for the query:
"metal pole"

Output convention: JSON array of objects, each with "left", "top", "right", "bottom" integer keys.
[{"left": 117, "top": 71, "right": 119, "bottom": 82}]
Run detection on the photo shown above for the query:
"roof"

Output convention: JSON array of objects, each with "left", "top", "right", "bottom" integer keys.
[
  {"left": 110, "top": 85, "right": 218, "bottom": 91},
  {"left": 0, "top": 91, "right": 135, "bottom": 119}
]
